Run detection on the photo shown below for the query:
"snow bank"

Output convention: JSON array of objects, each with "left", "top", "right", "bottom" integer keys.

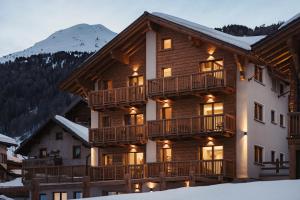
[
  {"left": 152, "top": 12, "right": 265, "bottom": 50},
  {"left": 54, "top": 115, "right": 88, "bottom": 142},
  {"left": 80, "top": 180, "right": 300, "bottom": 200},
  {"left": 0, "top": 178, "right": 23, "bottom": 188},
  {"left": 0, "top": 195, "right": 14, "bottom": 200}
]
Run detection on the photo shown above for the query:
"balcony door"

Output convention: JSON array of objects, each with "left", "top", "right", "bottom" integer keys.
[
  {"left": 199, "top": 60, "right": 224, "bottom": 86},
  {"left": 201, "top": 146, "right": 223, "bottom": 174},
  {"left": 161, "top": 148, "right": 172, "bottom": 162},
  {"left": 202, "top": 102, "right": 223, "bottom": 131},
  {"left": 161, "top": 107, "right": 172, "bottom": 134},
  {"left": 128, "top": 75, "right": 144, "bottom": 101},
  {"left": 124, "top": 114, "right": 144, "bottom": 140}
]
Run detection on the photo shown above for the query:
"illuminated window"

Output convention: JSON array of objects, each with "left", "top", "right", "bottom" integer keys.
[
  {"left": 129, "top": 75, "right": 144, "bottom": 86},
  {"left": 254, "top": 65, "right": 263, "bottom": 83},
  {"left": 103, "top": 154, "right": 113, "bottom": 165},
  {"left": 124, "top": 114, "right": 144, "bottom": 126},
  {"left": 200, "top": 60, "right": 223, "bottom": 72},
  {"left": 254, "top": 102, "right": 263, "bottom": 122},
  {"left": 39, "top": 148, "right": 47, "bottom": 158},
  {"left": 53, "top": 192, "right": 67, "bottom": 200},
  {"left": 162, "top": 67, "right": 172, "bottom": 77},
  {"left": 254, "top": 145, "right": 263, "bottom": 164},
  {"left": 73, "top": 146, "right": 81, "bottom": 159},
  {"left": 128, "top": 152, "right": 144, "bottom": 165},
  {"left": 201, "top": 146, "right": 223, "bottom": 160},
  {"left": 162, "top": 38, "right": 172, "bottom": 49},
  {"left": 160, "top": 148, "right": 172, "bottom": 162},
  {"left": 102, "top": 80, "right": 113, "bottom": 90}
]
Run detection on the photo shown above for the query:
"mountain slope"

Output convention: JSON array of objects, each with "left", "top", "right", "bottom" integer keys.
[{"left": 0, "top": 23, "right": 117, "bottom": 63}]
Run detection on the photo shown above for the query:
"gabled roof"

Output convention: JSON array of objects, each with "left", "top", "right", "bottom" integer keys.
[
  {"left": 15, "top": 115, "right": 89, "bottom": 155},
  {"left": 60, "top": 11, "right": 265, "bottom": 96},
  {"left": 152, "top": 12, "right": 265, "bottom": 50},
  {"left": 0, "top": 134, "right": 17, "bottom": 147}
]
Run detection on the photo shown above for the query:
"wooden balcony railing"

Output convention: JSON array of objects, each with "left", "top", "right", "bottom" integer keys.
[
  {"left": 148, "top": 114, "right": 235, "bottom": 139},
  {"left": 22, "top": 157, "right": 62, "bottom": 168},
  {"left": 148, "top": 70, "right": 231, "bottom": 97},
  {"left": 88, "top": 85, "right": 146, "bottom": 109},
  {"left": 23, "top": 160, "right": 234, "bottom": 183},
  {"left": 288, "top": 112, "right": 300, "bottom": 138},
  {"left": 89, "top": 125, "right": 147, "bottom": 146}
]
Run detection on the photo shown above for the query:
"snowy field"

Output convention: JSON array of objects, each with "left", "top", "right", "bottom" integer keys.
[{"left": 80, "top": 180, "right": 300, "bottom": 200}]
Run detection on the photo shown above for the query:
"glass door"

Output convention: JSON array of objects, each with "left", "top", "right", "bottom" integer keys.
[
  {"left": 161, "top": 107, "right": 172, "bottom": 134},
  {"left": 202, "top": 102, "right": 223, "bottom": 131},
  {"left": 128, "top": 152, "right": 144, "bottom": 178},
  {"left": 201, "top": 146, "right": 223, "bottom": 175},
  {"left": 128, "top": 76, "right": 144, "bottom": 101}
]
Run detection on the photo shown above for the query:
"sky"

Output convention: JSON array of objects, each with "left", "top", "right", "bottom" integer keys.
[{"left": 0, "top": 0, "right": 299, "bottom": 57}]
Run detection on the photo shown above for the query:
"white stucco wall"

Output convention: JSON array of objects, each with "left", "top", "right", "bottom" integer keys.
[
  {"left": 145, "top": 30, "right": 157, "bottom": 163},
  {"left": 236, "top": 63, "right": 289, "bottom": 179}
]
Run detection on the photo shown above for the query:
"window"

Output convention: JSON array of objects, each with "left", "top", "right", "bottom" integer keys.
[
  {"left": 39, "top": 148, "right": 47, "bottom": 158},
  {"left": 203, "top": 102, "right": 224, "bottom": 130},
  {"left": 280, "top": 114, "right": 285, "bottom": 127},
  {"left": 73, "top": 146, "right": 81, "bottom": 159},
  {"left": 162, "top": 38, "right": 172, "bottom": 49},
  {"left": 39, "top": 193, "right": 47, "bottom": 200},
  {"left": 102, "top": 116, "right": 111, "bottom": 127},
  {"left": 73, "top": 192, "right": 82, "bottom": 199},
  {"left": 199, "top": 59, "right": 224, "bottom": 72},
  {"left": 271, "top": 151, "right": 275, "bottom": 163},
  {"left": 128, "top": 152, "right": 144, "bottom": 165},
  {"left": 271, "top": 110, "right": 276, "bottom": 124},
  {"left": 280, "top": 153, "right": 284, "bottom": 166},
  {"left": 254, "top": 145, "right": 263, "bottom": 164},
  {"left": 160, "top": 148, "right": 172, "bottom": 162},
  {"left": 124, "top": 114, "right": 144, "bottom": 126},
  {"left": 53, "top": 192, "right": 67, "bottom": 200},
  {"left": 279, "top": 83, "right": 284, "bottom": 95},
  {"left": 271, "top": 77, "right": 277, "bottom": 92},
  {"left": 129, "top": 75, "right": 144, "bottom": 86},
  {"left": 56, "top": 132, "right": 63, "bottom": 140},
  {"left": 162, "top": 67, "right": 172, "bottom": 77},
  {"left": 103, "top": 154, "right": 113, "bottom": 165},
  {"left": 254, "top": 65, "right": 263, "bottom": 83},
  {"left": 201, "top": 146, "right": 224, "bottom": 160},
  {"left": 101, "top": 80, "right": 113, "bottom": 90},
  {"left": 254, "top": 102, "right": 263, "bottom": 122}
]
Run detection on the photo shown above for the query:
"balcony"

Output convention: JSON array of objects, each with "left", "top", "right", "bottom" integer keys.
[
  {"left": 88, "top": 85, "right": 146, "bottom": 110},
  {"left": 288, "top": 112, "right": 300, "bottom": 138},
  {"left": 22, "top": 157, "right": 63, "bottom": 168},
  {"left": 148, "top": 70, "right": 233, "bottom": 98},
  {"left": 148, "top": 114, "right": 235, "bottom": 139},
  {"left": 89, "top": 125, "right": 147, "bottom": 146},
  {"left": 23, "top": 160, "right": 234, "bottom": 183}
]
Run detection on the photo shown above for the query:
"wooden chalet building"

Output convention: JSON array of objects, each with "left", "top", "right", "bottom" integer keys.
[
  {"left": 12, "top": 99, "right": 91, "bottom": 199},
  {"left": 21, "top": 12, "right": 300, "bottom": 199}
]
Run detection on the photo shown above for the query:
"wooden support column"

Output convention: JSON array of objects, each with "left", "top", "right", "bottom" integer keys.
[
  {"left": 30, "top": 179, "right": 39, "bottom": 200},
  {"left": 124, "top": 173, "right": 132, "bottom": 193},
  {"left": 82, "top": 176, "right": 91, "bottom": 198},
  {"left": 189, "top": 170, "right": 195, "bottom": 187},
  {"left": 159, "top": 172, "right": 166, "bottom": 191}
]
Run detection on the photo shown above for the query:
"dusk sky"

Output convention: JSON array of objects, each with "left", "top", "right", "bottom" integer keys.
[{"left": 0, "top": 0, "right": 299, "bottom": 56}]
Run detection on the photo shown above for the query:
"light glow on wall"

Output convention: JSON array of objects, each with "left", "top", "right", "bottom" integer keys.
[{"left": 91, "top": 147, "right": 99, "bottom": 167}]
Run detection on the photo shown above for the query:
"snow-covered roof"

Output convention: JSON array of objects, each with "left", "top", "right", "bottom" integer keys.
[
  {"left": 7, "top": 146, "right": 23, "bottom": 163},
  {"left": 152, "top": 12, "right": 265, "bottom": 50},
  {"left": 0, "top": 134, "right": 17, "bottom": 147},
  {"left": 54, "top": 115, "right": 88, "bottom": 143},
  {"left": 279, "top": 12, "right": 300, "bottom": 29},
  {"left": 0, "top": 178, "right": 23, "bottom": 188}
]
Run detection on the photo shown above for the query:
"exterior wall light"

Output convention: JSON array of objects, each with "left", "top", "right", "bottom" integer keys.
[{"left": 243, "top": 131, "right": 247, "bottom": 136}]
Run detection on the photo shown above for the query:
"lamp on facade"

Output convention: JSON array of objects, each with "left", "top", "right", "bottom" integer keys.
[
  {"left": 162, "top": 99, "right": 170, "bottom": 108},
  {"left": 130, "top": 107, "right": 137, "bottom": 114},
  {"left": 205, "top": 94, "right": 215, "bottom": 103},
  {"left": 162, "top": 140, "right": 171, "bottom": 149},
  {"left": 129, "top": 145, "right": 137, "bottom": 152},
  {"left": 134, "top": 183, "right": 141, "bottom": 192},
  {"left": 207, "top": 137, "right": 214, "bottom": 146},
  {"left": 147, "top": 182, "right": 156, "bottom": 192}
]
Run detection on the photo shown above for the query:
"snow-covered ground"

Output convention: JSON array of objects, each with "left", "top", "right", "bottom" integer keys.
[
  {"left": 80, "top": 180, "right": 300, "bottom": 200},
  {"left": 0, "top": 178, "right": 23, "bottom": 188},
  {"left": 0, "top": 23, "right": 116, "bottom": 63}
]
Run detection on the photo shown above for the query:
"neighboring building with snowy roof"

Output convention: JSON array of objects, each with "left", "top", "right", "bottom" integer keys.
[{"left": 15, "top": 114, "right": 90, "bottom": 166}]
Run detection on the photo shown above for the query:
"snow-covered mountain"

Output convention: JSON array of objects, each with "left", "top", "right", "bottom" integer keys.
[{"left": 0, "top": 23, "right": 117, "bottom": 63}]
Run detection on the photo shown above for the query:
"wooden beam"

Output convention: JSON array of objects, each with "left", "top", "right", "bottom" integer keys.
[
  {"left": 110, "top": 50, "right": 129, "bottom": 65},
  {"left": 234, "top": 54, "right": 245, "bottom": 80}
]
